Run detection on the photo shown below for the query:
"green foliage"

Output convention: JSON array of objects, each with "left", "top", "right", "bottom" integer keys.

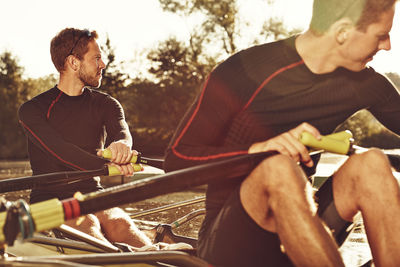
[
  {"left": 259, "top": 18, "right": 303, "bottom": 42},
  {"left": 0, "top": 52, "right": 28, "bottom": 159},
  {"left": 0, "top": 52, "right": 56, "bottom": 159},
  {"left": 125, "top": 38, "right": 212, "bottom": 155},
  {"left": 100, "top": 36, "right": 130, "bottom": 99}
]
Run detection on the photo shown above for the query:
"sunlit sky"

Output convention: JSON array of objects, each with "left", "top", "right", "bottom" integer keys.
[{"left": 0, "top": 0, "right": 399, "bottom": 79}]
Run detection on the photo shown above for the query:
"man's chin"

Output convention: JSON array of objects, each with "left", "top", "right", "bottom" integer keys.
[{"left": 88, "top": 79, "right": 102, "bottom": 88}]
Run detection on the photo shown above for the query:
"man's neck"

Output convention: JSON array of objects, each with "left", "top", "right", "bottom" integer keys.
[
  {"left": 58, "top": 73, "right": 85, "bottom": 96},
  {"left": 295, "top": 31, "right": 340, "bottom": 74}
]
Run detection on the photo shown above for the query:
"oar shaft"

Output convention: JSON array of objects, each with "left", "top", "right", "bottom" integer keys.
[
  {"left": 0, "top": 163, "right": 143, "bottom": 193},
  {"left": 0, "top": 167, "right": 109, "bottom": 193},
  {"left": 129, "top": 196, "right": 206, "bottom": 219}
]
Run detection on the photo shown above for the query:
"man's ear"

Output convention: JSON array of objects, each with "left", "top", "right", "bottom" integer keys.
[
  {"left": 65, "top": 55, "right": 80, "bottom": 71},
  {"left": 332, "top": 18, "right": 353, "bottom": 45}
]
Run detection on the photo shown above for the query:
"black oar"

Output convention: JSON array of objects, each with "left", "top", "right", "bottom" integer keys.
[
  {"left": 0, "top": 167, "right": 107, "bottom": 193},
  {"left": 0, "top": 164, "right": 142, "bottom": 193}
]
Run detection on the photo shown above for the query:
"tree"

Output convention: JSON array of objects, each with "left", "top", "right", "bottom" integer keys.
[
  {"left": 100, "top": 36, "right": 130, "bottom": 99},
  {"left": 125, "top": 38, "right": 210, "bottom": 155},
  {"left": 0, "top": 52, "right": 28, "bottom": 159}
]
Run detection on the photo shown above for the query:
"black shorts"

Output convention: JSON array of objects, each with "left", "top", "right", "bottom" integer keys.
[{"left": 197, "top": 176, "right": 351, "bottom": 267}]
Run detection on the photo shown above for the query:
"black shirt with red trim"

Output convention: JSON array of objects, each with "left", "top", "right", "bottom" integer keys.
[
  {"left": 18, "top": 86, "right": 132, "bottom": 201},
  {"left": 164, "top": 36, "right": 400, "bottom": 222}
]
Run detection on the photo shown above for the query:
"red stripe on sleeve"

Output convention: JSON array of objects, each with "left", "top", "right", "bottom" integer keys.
[
  {"left": 242, "top": 60, "right": 304, "bottom": 111},
  {"left": 47, "top": 91, "right": 63, "bottom": 119},
  {"left": 171, "top": 75, "right": 248, "bottom": 161},
  {"left": 171, "top": 75, "right": 211, "bottom": 151},
  {"left": 170, "top": 60, "right": 304, "bottom": 162},
  {"left": 19, "top": 119, "right": 86, "bottom": 171}
]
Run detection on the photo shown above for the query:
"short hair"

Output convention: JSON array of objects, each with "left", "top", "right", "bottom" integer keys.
[
  {"left": 50, "top": 28, "right": 98, "bottom": 73},
  {"left": 310, "top": 0, "right": 397, "bottom": 35}
]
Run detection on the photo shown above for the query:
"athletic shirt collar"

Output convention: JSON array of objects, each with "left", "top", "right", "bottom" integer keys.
[
  {"left": 54, "top": 85, "right": 89, "bottom": 100},
  {"left": 282, "top": 35, "right": 337, "bottom": 81}
]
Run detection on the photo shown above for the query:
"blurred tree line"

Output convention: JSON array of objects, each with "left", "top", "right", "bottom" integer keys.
[{"left": 1, "top": 0, "right": 400, "bottom": 160}]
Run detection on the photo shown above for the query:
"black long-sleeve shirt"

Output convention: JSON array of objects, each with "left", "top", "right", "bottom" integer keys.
[
  {"left": 18, "top": 86, "right": 132, "bottom": 200},
  {"left": 164, "top": 36, "right": 400, "bottom": 223}
]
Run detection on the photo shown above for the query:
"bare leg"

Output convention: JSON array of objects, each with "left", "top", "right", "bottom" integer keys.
[
  {"left": 65, "top": 214, "right": 112, "bottom": 245},
  {"left": 65, "top": 207, "right": 152, "bottom": 248},
  {"left": 333, "top": 149, "right": 400, "bottom": 267},
  {"left": 240, "top": 154, "right": 344, "bottom": 267},
  {"left": 95, "top": 207, "right": 152, "bottom": 247}
]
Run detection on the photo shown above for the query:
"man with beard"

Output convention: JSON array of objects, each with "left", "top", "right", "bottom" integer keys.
[{"left": 18, "top": 28, "right": 152, "bottom": 248}]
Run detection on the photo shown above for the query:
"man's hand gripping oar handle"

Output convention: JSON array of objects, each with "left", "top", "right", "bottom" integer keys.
[
  {"left": 102, "top": 149, "right": 164, "bottom": 169},
  {"left": 299, "top": 131, "right": 353, "bottom": 155}
]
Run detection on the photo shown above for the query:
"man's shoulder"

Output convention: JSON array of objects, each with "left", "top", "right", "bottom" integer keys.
[
  {"left": 342, "top": 66, "right": 387, "bottom": 83},
  {"left": 216, "top": 36, "right": 296, "bottom": 70},
  {"left": 86, "top": 88, "right": 116, "bottom": 100},
  {"left": 241, "top": 36, "right": 292, "bottom": 55},
  {"left": 85, "top": 88, "right": 122, "bottom": 107},
  {"left": 21, "top": 86, "right": 58, "bottom": 108},
  {"left": 18, "top": 87, "right": 57, "bottom": 119}
]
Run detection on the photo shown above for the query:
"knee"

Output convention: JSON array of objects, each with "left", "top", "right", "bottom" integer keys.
[
  {"left": 346, "top": 148, "right": 396, "bottom": 194},
  {"left": 347, "top": 148, "right": 391, "bottom": 180},
  {"left": 355, "top": 148, "right": 388, "bottom": 168},
  {"left": 256, "top": 154, "right": 306, "bottom": 188},
  {"left": 251, "top": 154, "right": 310, "bottom": 203}
]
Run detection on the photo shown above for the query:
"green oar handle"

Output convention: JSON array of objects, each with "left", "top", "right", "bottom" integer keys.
[
  {"left": 300, "top": 131, "right": 351, "bottom": 155},
  {"left": 107, "top": 164, "right": 143, "bottom": 176},
  {"left": 324, "top": 130, "right": 353, "bottom": 141},
  {"left": 102, "top": 149, "right": 143, "bottom": 175},
  {"left": 102, "top": 149, "right": 164, "bottom": 170},
  {"left": 102, "top": 148, "right": 140, "bottom": 164}
]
